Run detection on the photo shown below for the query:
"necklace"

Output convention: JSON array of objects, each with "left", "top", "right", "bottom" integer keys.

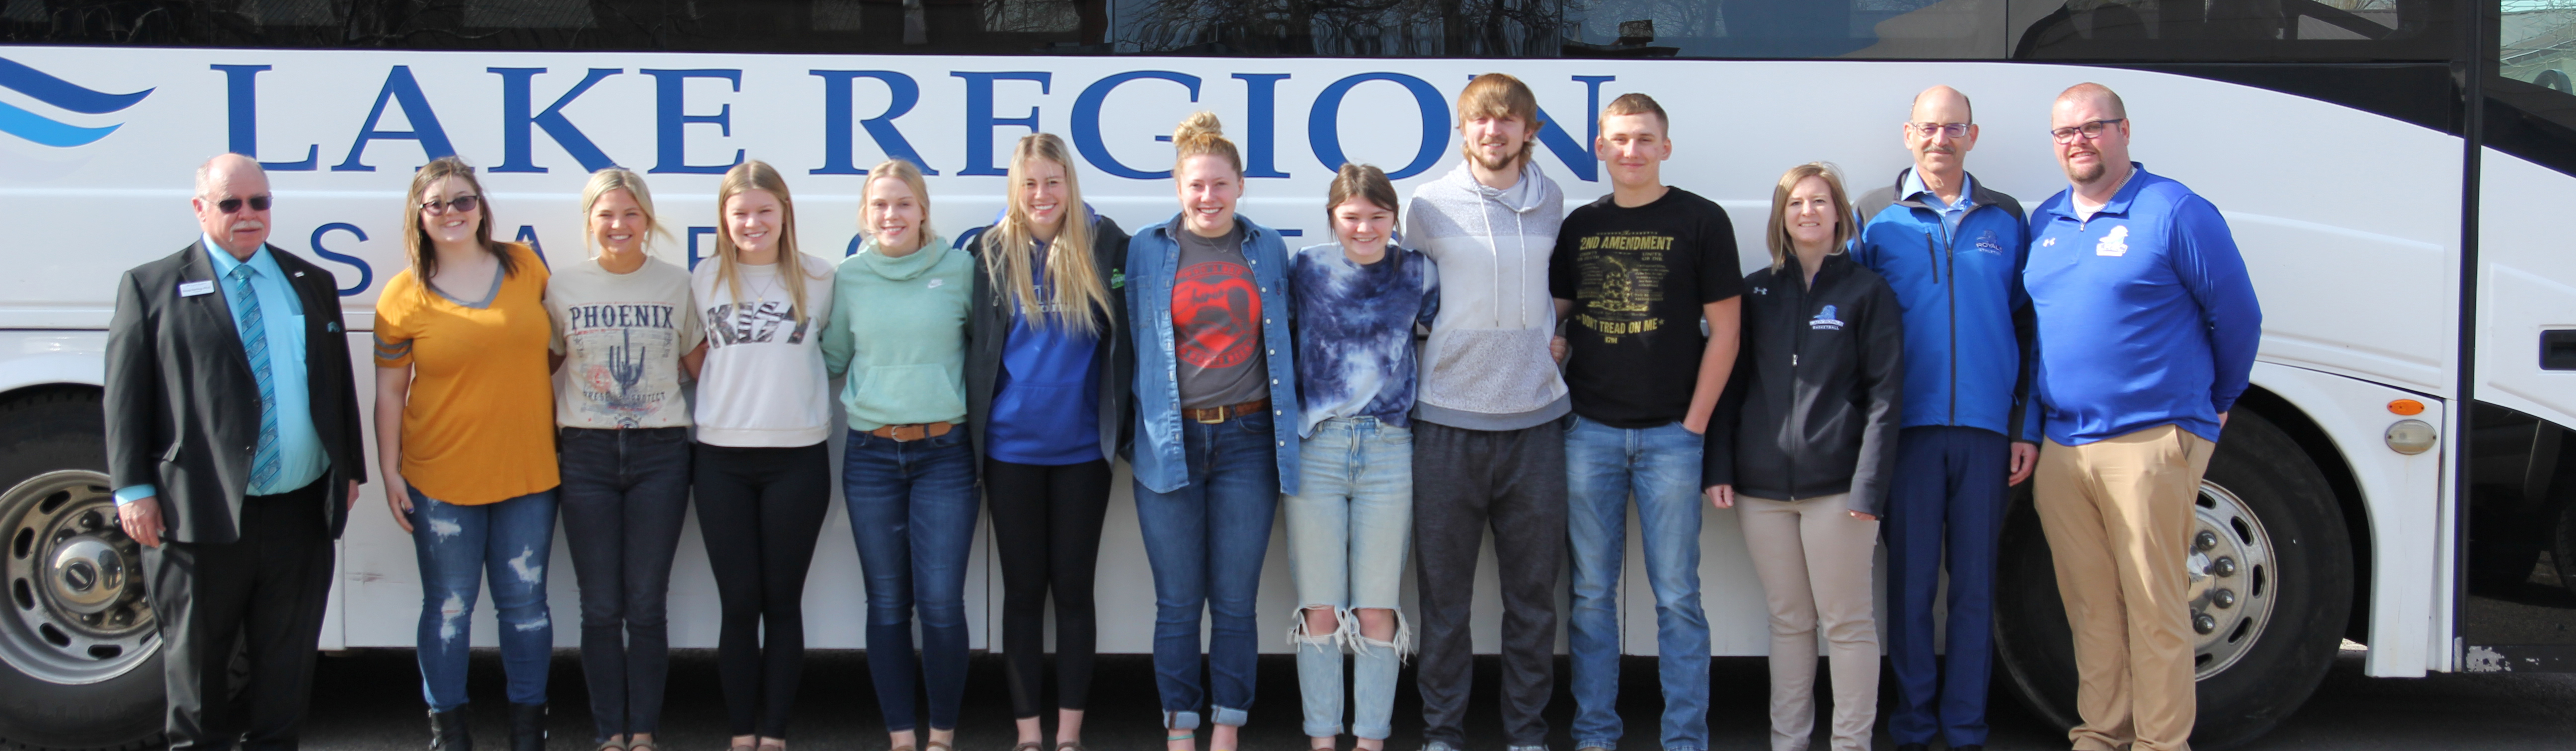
[{"left": 739, "top": 265, "right": 784, "bottom": 305}]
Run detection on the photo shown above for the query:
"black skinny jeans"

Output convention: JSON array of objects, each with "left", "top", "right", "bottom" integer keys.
[
  {"left": 559, "top": 427, "right": 693, "bottom": 742},
  {"left": 983, "top": 457, "right": 1113, "bottom": 719},
  {"left": 693, "top": 441, "right": 832, "bottom": 739}
]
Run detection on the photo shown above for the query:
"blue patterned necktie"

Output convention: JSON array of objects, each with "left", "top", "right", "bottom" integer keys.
[{"left": 226, "top": 264, "right": 282, "bottom": 490}]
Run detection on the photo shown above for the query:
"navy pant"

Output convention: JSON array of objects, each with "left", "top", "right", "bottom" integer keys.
[
  {"left": 560, "top": 427, "right": 693, "bottom": 742},
  {"left": 842, "top": 428, "right": 979, "bottom": 733},
  {"left": 1884, "top": 425, "right": 2010, "bottom": 748}
]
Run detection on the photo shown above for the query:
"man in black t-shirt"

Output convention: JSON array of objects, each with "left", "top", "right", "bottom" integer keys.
[{"left": 1546, "top": 93, "right": 1744, "bottom": 751}]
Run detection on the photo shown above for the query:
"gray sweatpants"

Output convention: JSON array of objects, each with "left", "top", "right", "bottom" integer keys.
[{"left": 1410, "top": 419, "right": 1568, "bottom": 748}]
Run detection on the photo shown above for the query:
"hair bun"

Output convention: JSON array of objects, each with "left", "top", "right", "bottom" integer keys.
[{"left": 1173, "top": 111, "right": 1224, "bottom": 144}]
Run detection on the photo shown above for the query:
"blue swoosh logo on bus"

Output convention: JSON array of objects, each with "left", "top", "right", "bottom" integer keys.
[{"left": 0, "top": 57, "right": 153, "bottom": 148}]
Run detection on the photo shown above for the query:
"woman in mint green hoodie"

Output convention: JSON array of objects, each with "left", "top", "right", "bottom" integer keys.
[{"left": 817, "top": 158, "right": 975, "bottom": 751}]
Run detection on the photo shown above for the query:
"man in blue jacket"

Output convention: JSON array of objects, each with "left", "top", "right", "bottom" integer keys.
[
  {"left": 2025, "top": 83, "right": 2262, "bottom": 751},
  {"left": 1852, "top": 84, "right": 2039, "bottom": 751}
]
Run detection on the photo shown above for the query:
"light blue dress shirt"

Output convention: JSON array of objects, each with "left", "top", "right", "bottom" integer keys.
[
  {"left": 114, "top": 236, "right": 329, "bottom": 505},
  {"left": 1903, "top": 169, "right": 1975, "bottom": 240}
]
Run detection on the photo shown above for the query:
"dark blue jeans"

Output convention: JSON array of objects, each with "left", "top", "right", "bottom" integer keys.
[
  {"left": 842, "top": 428, "right": 979, "bottom": 733},
  {"left": 1132, "top": 412, "right": 1280, "bottom": 730},
  {"left": 558, "top": 427, "right": 692, "bottom": 742},
  {"left": 407, "top": 484, "right": 559, "bottom": 712},
  {"left": 1885, "top": 425, "right": 2011, "bottom": 748}
]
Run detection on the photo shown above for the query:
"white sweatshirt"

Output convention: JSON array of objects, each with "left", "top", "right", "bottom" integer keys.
[{"left": 691, "top": 256, "right": 838, "bottom": 447}]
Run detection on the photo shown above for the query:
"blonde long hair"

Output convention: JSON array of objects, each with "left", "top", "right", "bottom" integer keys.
[
  {"left": 712, "top": 160, "right": 823, "bottom": 320},
  {"left": 861, "top": 158, "right": 935, "bottom": 247},
  {"left": 579, "top": 166, "right": 673, "bottom": 258},
  {"left": 984, "top": 134, "right": 1113, "bottom": 334}
]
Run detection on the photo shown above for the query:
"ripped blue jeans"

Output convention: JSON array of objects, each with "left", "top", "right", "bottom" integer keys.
[
  {"left": 408, "top": 483, "right": 560, "bottom": 711},
  {"left": 1283, "top": 417, "right": 1413, "bottom": 740}
]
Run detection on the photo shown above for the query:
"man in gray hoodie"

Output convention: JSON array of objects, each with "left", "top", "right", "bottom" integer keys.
[{"left": 1402, "top": 72, "right": 1569, "bottom": 751}]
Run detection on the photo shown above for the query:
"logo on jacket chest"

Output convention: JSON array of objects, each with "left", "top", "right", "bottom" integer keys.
[
  {"left": 1974, "top": 229, "right": 2004, "bottom": 256},
  {"left": 1809, "top": 304, "right": 1845, "bottom": 331},
  {"left": 2095, "top": 225, "right": 2130, "bottom": 257}
]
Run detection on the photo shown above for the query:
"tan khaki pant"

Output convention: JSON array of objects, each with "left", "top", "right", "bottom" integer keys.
[
  {"left": 2034, "top": 424, "right": 2216, "bottom": 751},
  {"left": 1739, "top": 493, "right": 1881, "bottom": 751}
]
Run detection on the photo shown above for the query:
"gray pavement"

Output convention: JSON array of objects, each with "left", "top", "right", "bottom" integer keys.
[{"left": 294, "top": 649, "right": 2576, "bottom": 751}]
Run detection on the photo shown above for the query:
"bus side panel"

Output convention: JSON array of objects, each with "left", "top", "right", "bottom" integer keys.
[
  {"left": 2475, "top": 150, "right": 2576, "bottom": 433},
  {"left": 2249, "top": 363, "right": 2448, "bottom": 676}
]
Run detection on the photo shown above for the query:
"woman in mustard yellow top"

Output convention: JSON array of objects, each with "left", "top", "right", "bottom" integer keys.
[{"left": 371, "top": 156, "right": 562, "bottom": 751}]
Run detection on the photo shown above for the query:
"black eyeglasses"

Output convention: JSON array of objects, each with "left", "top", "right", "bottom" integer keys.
[
  {"left": 1909, "top": 122, "right": 1971, "bottom": 138},
  {"left": 2050, "top": 118, "right": 2125, "bottom": 143},
  {"left": 213, "top": 195, "right": 271, "bottom": 214},
  {"left": 420, "top": 195, "right": 482, "bottom": 215}
]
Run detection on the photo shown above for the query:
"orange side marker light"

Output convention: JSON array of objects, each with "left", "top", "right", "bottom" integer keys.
[{"left": 2388, "top": 399, "right": 2425, "bottom": 416}]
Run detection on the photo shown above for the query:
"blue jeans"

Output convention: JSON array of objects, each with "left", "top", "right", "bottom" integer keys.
[
  {"left": 842, "top": 428, "right": 979, "bottom": 733},
  {"left": 1284, "top": 417, "right": 1413, "bottom": 740},
  {"left": 407, "top": 483, "right": 560, "bottom": 711},
  {"left": 559, "top": 427, "right": 693, "bottom": 741},
  {"left": 1133, "top": 411, "right": 1280, "bottom": 730},
  {"left": 1564, "top": 416, "right": 1710, "bottom": 751},
  {"left": 1886, "top": 426, "right": 2010, "bottom": 748}
]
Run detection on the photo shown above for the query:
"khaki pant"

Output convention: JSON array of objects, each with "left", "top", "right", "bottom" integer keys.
[
  {"left": 2035, "top": 425, "right": 2216, "bottom": 751},
  {"left": 1739, "top": 493, "right": 1880, "bottom": 751}
]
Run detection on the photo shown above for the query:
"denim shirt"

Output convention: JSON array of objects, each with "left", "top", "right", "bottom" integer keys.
[{"left": 1127, "top": 214, "right": 1302, "bottom": 495}]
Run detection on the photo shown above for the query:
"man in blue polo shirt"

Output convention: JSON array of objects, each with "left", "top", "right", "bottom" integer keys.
[
  {"left": 2024, "top": 83, "right": 2262, "bottom": 751},
  {"left": 1853, "top": 84, "right": 2040, "bottom": 751}
]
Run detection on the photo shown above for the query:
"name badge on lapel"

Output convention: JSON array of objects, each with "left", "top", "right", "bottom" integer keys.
[{"left": 179, "top": 280, "right": 215, "bottom": 297}]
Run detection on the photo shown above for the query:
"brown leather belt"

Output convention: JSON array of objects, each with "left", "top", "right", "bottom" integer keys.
[
  {"left": 1183, "top": 398, "right": 1269, "bottom": 424},
  {"left": 867, "top": 422, "right": 955, "bottom": 441}
]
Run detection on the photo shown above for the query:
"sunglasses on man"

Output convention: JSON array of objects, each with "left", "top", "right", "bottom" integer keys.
[{"left": 211, "top": 195, "right": 271, "bottom": 214}]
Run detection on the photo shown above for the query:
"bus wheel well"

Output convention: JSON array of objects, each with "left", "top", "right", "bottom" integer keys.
[
  {"left": 2235, "top": 385, "right": 2374, "bottom": 645},
  {"left": 0, "top": 388, "right": 103, "bottom": 411}
]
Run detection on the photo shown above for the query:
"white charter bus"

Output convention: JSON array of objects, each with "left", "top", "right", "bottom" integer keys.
[{"left": 1, "top": 1, "right": 2570, "bottom": 749}]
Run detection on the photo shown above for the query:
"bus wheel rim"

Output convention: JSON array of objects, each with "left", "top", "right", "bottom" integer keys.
[
  {"left": 2188, "top": 479, "right": 2279, "bottom": 680},
  {"left": 1, "top": 470, "right": 158, "bottom": 684}
]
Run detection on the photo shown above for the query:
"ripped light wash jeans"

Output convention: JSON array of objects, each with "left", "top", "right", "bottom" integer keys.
[
  {"left": 1283, "top": 417, "right": 1412, "bottom": 740},
  {"left": 408, "top": 483, "right": 560, "bottom": 711}
]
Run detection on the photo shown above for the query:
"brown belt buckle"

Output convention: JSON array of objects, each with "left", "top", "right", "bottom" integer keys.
[{"left": 1192, "top": 405, "right": 1228, "bottom": 424}]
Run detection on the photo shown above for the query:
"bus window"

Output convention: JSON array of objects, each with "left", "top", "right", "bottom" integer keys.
[
  {"left": 0, "top": 0, "right": 1104, "bottom": 54},
  {"left": 2011, "top": 0, "right": 2453, "bottom": 61},
  {"left": 2503, "top": 3, "right": 2576, "bottom": 94},
  {"left": 2491, "top": 3, "right": 2576, "bottom": 178},
  {"left": 1107, "top": 0, "right": 2007, "bottom": 59}
]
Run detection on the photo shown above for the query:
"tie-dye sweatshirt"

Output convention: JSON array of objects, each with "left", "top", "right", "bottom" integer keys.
[{"left": 1287, "top": 242, "right": 1440, "bottom": 438}]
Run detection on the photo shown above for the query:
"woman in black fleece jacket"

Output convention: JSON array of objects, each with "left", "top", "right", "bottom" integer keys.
[{"left": 1706, "top": 162, "right": 1903, "bottom": 751}]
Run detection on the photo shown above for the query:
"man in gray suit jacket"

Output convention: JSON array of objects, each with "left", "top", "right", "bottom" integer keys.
[{"left": 106, "top": 153, "right": 366, "bottom": 751}]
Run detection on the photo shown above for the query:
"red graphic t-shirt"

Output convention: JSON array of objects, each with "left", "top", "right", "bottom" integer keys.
[{"left": 1169, "top": 226, "right": 1270, "bottom": 409}]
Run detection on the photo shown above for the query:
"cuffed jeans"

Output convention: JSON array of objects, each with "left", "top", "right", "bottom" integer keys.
[
  {"left": 560, "top": 427, "right": 692, "bottom": 742},
  {"left": 843, "top": 428, "right": 979, "bottom": 734},
  {"left": 1133, "top": 411, "right": 1281, "bottom": 730},
  {"left": 1412, "top": 419, "right": 1567, "bottom": 749},
  {"left": 407, "top": 483, "right": 560, "bottom": 712},
  {"left": 1565, "top": 416, "right": 1710, "bottom": 751},
  {"left": 1284, "top": 417, "right": 1413, "bottom": 741},
  {"left": 1885, "top": 426, "right": 2010, "bottom": 749}
]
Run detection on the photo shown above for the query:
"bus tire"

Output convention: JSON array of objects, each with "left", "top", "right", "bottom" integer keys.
[
  {"left": 0, "top": 387, "right": 164, "bottom": 751},
  {"left": 1994, "top": 411, "right": 2354, "bottom": 751}
]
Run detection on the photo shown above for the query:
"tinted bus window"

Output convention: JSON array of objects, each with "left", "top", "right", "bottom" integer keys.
[
  {"left": 2012, "top": 0, "right": 2453, "bottom": 61},
  {"left": 2492, "top": 2, "right": 2576, "bottom": 177},
  {"left": 0, "top": 0, "right": 2452, "bottom": 60}
]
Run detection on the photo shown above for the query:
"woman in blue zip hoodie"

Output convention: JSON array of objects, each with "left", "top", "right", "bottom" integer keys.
[{"left": 1126, "top": 111, "right": 1301, "bottom": 751}]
